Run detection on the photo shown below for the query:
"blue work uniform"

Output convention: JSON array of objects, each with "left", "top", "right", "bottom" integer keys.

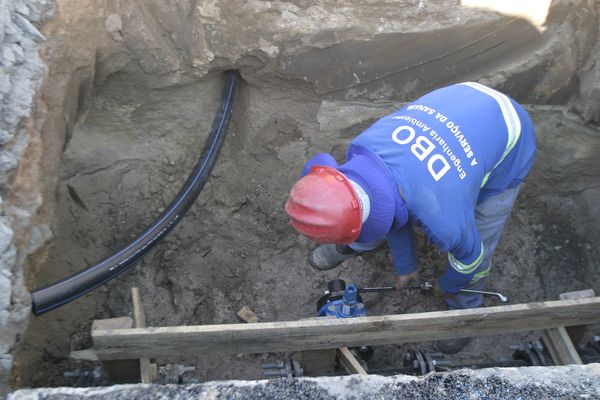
[{"left": 347, "top": 82, "right": 536, "bottom": 293}]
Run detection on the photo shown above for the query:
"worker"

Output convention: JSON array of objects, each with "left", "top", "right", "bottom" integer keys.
[{"left": 285, "top": 82, "right": 536, "bottom": 353}]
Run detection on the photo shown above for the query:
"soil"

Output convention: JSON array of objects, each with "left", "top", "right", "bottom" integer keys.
[{"left": 13, "top": 66, "right": 600, "bottom": 387}]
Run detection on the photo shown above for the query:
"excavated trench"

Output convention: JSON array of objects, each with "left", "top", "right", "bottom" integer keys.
[
  {"left": 6, "top": 0, "right": 600, "bottom": 390},
  {"left": 15, "top": 71, "right": 600, "bottom": 387}
]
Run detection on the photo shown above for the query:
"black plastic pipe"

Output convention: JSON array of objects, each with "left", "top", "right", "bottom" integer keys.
[{"left": 31, "top": 70, "right": 240, "bottom": 315}]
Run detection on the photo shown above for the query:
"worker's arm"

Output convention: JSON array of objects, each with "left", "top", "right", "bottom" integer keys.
[
  {"left": 301, "top": 153, "right": 338, "bottom": 176},
  {"left": 438, "top": 219, "right": 484, "bottom": 294},
  {"left": 386, "top": 220, "right": 417, "bottom": 276}
]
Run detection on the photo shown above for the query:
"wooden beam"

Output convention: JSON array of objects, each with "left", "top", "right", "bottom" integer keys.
[
  {"left": 559, "top": 289, "right": 596, "bottom": 345},
  {"left": 69, "top": 349, "right": 99, "bottom": 361},
  {"left": 92, "top": 316, "right": 133, "bottom": 331},
  {"left": 93, "top": 297, "right": 600, "bottom": 360},
  {"left": 338, "top": 347, "right": 368, "bottom": 375},
  {"left": 543, "top": 327, "right": 583, "bottom": 365},
  {"left": 132, "top": 288, "right": 146, "bottom": 327},
  {"left": 131, "top": 287, "right": 155, "bottom": 384},
  {"left": 92, "top": 317, "right": 139, "bottom": 383},
  {"left": 237, "top": 306, "right": 259, "bottom": 323},
  {"left": 559, "top": 290, "right": 596, "bottom": 300},
  {"left": 541, "top": 289, "right": 595, "bottom": 365}
]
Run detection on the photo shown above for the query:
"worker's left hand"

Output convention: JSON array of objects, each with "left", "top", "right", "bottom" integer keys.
[{"left": 394, "top": 271, "right": 420, "bottom": 290}]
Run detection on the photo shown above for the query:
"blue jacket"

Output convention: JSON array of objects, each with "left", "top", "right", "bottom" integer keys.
[{"left": 304, "top": 82, "right": 536, "bottom": 293}]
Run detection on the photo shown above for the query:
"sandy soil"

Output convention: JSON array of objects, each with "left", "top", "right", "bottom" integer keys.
[{"left": 13, "top": 69, "right": 600, "bottom": 387}]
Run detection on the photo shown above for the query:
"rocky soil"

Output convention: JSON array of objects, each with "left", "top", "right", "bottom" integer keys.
[{"left": 8, "top": 364, "right": 600, "bottom": 400}]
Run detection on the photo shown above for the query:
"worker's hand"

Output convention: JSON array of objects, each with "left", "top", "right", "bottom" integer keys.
[
  {"left": 434, "top": 278, "right": 454, "bottom": 300},
  {"left": 394, "top": 271, "right": 420, "bottom": 290}
]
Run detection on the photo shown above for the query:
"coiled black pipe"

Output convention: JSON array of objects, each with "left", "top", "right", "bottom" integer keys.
[{"left": 31, "top": 70, "right": 240, "bottom": 315}]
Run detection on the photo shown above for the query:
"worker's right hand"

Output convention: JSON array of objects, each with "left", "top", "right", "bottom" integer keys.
[{"left": 394, "top": 271, "right": 420, "bottom": 290}]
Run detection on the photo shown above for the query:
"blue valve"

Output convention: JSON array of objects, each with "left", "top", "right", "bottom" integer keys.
[{"left": 318, "top": 284, "right": 367, "bottom": 318}]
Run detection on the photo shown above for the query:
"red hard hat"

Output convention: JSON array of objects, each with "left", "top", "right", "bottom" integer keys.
[{"left": 285, "top": 166, "right": 362, "bottom": 244}]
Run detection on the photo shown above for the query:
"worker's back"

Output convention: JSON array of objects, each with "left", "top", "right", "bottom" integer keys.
[{"left": 350, "top": 82, "right": 536, "bottom": 254}]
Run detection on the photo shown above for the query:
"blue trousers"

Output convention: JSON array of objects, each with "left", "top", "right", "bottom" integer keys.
[
  {"left": 447, "top": 185, "right": 521, "bottom": 309},
  {"left": 351, "top": 185, "right": 521, "bottom": 309}
]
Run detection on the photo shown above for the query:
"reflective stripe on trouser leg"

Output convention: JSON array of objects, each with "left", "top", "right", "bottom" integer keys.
[{"left": 447, "top": 185, "right": 521, "bottom": 309}]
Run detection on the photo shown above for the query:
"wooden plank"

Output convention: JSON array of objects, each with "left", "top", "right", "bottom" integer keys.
[
  {"left": 131, "top": 287, "right": 154, "bottom": 384},
  {"left": 92, "top": 316, "right": 133, "bottom": 331},
  {"left": 338, "top": 347, "right": 368, "bottom": 375},
  {"left": 559, "top": 289, "right": 596, "bottom": 300},
  {"left": 559, "top": 289, "right": 596, "bottom": 345},
  {"left": 69, "top": 349, "right": 99, "bottom": 361},
  {"left": 132, "top": 288, "right": 146, "bottom": 327},
  {"left": 237, "top": 306, "right": 259, "bottom": 323},
  {"left": 92, "top": 297, "right": 600, "bottom": 360},
  {"left": 543, "top": 327, "right": 583, "bottom": 365},
  {"left": 92, "top": 316, "right": 139, "bottom": 383}
]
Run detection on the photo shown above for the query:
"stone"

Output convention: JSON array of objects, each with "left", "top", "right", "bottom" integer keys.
[
  {"left": 0, "top": 130, "right": 13, "bottom": 145},
  {"left": 0, "top": 271, "right": 11, "bottom": 311},
  {"left": 26, "top": 224, "right": 53, "bottom": 254},
  {"left": 10, "top": 43, "right": 24, "bottom": 64},
  {"left": 0, "top": 220, "right": 14, "bottom": 255},
  {"left": 105, "top": 14, "right": 123, "bottom": 42},
  {"left": 0, "top": 150, "right": 18, "bottom": 177},
  {"left": 0, "top": 246, "right": 16, "bottom": 274},
  {"left": 14, "top": 2, "right": 29, "bottom": 17},
  {"left": 14, "top": 14, "right": 44, "bottom": 42},
  {"left": 2, "top": 45, "right": 15, "bottom": 65},
  {"left": 237, "top": 306, "right": 259, "bottom": 323},
  {"left": 0, "top": 354, "right": 12, "bottom": 370},
  {"left": 6, "top": 365, "right": 600, "bottom": 399},
  {"left": 0, "top": 2, "right": 50, "bottom": 392},
  {"left": 0, "top": 317, "right": 15, "bottom": 354},
  {"left": 0, "top": 71, "right": 10, "bottom": 94},
  {"left": 574, "top": 49, "right": 600, "bottom": 123},
  {"left": 0, "top": 310, "right": 8, "bottom": 327}
]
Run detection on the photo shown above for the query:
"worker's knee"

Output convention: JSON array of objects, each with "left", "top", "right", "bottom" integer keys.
[{"left": 470, "top": 264, "right": 491, "bottom": 284}]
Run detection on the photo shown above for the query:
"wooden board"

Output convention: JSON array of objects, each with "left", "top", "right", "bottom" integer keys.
[
  {"left": 338, "top": 347, "right": 368, "bottom": 375},
  {"left": 69, "top": 349, "right": 99, "bottom": 361},
  {"left": 237, "top": 306, "right": 259, "bottom": 323},
  {"left": 93, "top": 297, "right": 600, "bottom": 360},
  {"left": 541, "top": 289, "right": 595, "bottom": 365},
  {"left": 559, "top": 289, "right": 596, "bottom": 300},
  {"left": 131, "top": 287, "right": 154, "bottom": 383},
  {"left": 542, "top": 327, "right": 583, "bottom": 365},
  {"left": 92, "top": 316, "right": 133, "bottom": 331},
  {"left": 132, "top": 288, "right": 146, "bottom": 327},
  {"left": 92, "top": 316, "right": 138, "bottom": 383},
  {"left": 559, "top": 289, "right": 596, "bottom": 345}
]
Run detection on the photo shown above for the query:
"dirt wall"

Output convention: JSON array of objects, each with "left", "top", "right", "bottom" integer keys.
[
  {"left": 2, "top": 0, "right": 600, "bottom": 391},
  {"left": 0, "top": 0, "right": 51, "bottom": 390}
]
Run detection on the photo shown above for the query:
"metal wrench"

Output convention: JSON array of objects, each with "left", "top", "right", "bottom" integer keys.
[
  {"left": 357, "top": 282, "right": 508, "bottom": 302},
  {"left": 457, "top": 289, "right": 508, "bottom": 302},
  {"left": 357, "top": 282, "right": 433, "bottom": 293}
]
